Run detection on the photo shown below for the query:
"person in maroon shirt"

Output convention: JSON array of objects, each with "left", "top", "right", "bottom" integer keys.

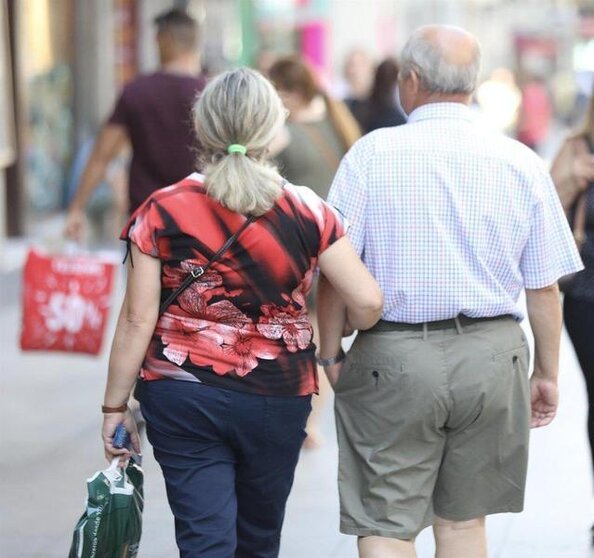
[{"left": 65, "top": 8, "right": 207, "bottom": 239}]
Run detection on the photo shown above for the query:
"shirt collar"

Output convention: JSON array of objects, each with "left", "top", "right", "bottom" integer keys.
[{"left": 407, "top": 102, "right": 474, "bottom": 124}]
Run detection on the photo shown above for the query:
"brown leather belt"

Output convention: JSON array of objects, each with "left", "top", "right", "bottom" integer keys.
[{"left": 368, "top": 314, "right": 513, "bottom": 333}]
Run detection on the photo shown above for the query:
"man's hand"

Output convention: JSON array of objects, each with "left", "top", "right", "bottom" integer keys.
[
  {"left": 529, "top": 376, "right": 559, "bottom": 428},
  {"left": 64, "top": 208, "right": 86, "bottom": 241},
  {"left": 525, "top": 284, "right": 562, "bottom": 428},
  {"left": 324, "top": 362, "right": 344, "bottom": 389},
  {"left": 64, "top": 123, "right": 128, "bottom": 242}
]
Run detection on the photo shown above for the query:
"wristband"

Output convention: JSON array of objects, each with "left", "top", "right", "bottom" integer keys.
[
  {"left": 101, "top": 403, "right": 128, "bottom": 414},
  {"left": 316, "top": 348, "right": 346, "bottom": 367}
]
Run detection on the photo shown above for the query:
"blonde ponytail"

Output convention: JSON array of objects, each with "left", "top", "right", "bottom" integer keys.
[{"left": 193, "top": 68, "right": 286, "bottom": 216}]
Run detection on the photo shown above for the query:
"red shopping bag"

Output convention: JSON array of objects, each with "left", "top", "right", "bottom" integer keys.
[{"left": 20, "top": 248, "right": 116, "bottom": 355}]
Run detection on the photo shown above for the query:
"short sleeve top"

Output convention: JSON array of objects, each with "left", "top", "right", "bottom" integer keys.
[
  {"left": 121, "top": 173, "right": 346, "bottom": 396},
  {"left": 328, "top": 102, "right": 583, "bottom": 322}
]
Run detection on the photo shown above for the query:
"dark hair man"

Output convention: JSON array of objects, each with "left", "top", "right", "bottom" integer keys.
[{"left": 65, "top": 9, "right": 206, "bottom": 240}]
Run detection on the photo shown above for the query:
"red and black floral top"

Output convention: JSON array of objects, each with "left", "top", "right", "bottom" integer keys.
[{"left": 121, "top": 173, "right": 346, "bottom": 396}]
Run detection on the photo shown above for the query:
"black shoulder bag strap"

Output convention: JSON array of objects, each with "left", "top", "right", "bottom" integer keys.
[{"left": 158, "top": 214, "right": 256, "bottom": 316}]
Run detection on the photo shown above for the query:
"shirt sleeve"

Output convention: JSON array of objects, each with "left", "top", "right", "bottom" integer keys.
[
  {"left": 520, "top": 165, "right": 584, "bottom": 288},
  {"left": 327, "top": 149, "right": 367, "bottom": 257},
  {"left": 107, "top": 88, "right": 130, "bottom": 129},
  {"left": 285, "top": 185, "right": 347, "bottom": 257},
  {"left": 120, "top": 197, "right": 162, "bottom": 258},
  {"left": 317, "top": 200, "right": 348, "bottom": 255}
]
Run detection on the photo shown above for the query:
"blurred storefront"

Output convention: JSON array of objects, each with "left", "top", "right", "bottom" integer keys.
[
  {"left": 19, "top": 0, "right": 75, "bottom": 217},
  {"left": 230, "top": 1, "right": 586, "bottom": 94},
  {"left": 3, "top": 0, "right": 113, "bottom": 237},
  {"left": 3, "top": 0, "right": 73, "bottom": 237},
  {"left": 571, "top": 4, "right": 594, "bottom": 121},
  {"left": 1, "top": 0, "right": 226, "bottom": 239},
  {"left": 0, "top": 0, "right": 15, "bottom": 253},
  {"left": 1, "top": 0, "right": 592, "bottom": 241}
]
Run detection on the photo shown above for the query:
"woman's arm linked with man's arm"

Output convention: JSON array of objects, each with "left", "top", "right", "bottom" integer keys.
[{"left": 316, "top": 236, "right": 383, "bottom": 387}]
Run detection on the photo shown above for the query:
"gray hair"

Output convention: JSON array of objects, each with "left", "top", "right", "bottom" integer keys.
[
  {"left": 400, "top": 26, "right": 481, "bottom": 95},
  {"left": 193, "top": 68, "right": 285, "bottom": 216}
]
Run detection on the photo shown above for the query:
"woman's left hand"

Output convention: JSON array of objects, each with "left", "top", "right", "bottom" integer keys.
[{"left": 102, "top": 409, "right": 142, "bottom": 466}]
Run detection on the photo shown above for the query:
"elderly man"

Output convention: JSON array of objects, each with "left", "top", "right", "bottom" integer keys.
[{"left": 317, "top": 25, "right": 583, "bottom": 558}]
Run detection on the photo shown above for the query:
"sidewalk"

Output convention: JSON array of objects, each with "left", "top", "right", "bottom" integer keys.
[{"left": 0, "top": 261, "right": 592, "bottom": 557}]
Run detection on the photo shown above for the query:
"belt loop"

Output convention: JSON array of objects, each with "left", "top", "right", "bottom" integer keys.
[
  {"left": 422, "top": 322, "right": 428, "bottom": 341},
  {"left": 454, "top": 316, "right": 463, "bottom": 335}
]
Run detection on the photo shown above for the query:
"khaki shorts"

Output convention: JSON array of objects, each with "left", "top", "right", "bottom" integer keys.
[{"left": 334, "top": 316, "right": 530, "bottom": 539}]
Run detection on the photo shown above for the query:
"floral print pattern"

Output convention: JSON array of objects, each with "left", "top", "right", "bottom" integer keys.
[{"left": 121, "top": 175, "right": 345, "bottom": 396}]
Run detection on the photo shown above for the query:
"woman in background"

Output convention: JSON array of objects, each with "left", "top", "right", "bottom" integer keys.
[
  {"left": 550, "top": 84, "right": 594, "bottom": 543},
  {"left": 268, "top": 56, "right": 361, "bottom": 447},
  {"left": 269, "top": 55, "right": 360, "bottom": 200},
  {"left": 340, "top": 48, "right": 376, "bottom": 128},
  {"left": 361, "top": 57, "right": 406, "bottom": 133}
]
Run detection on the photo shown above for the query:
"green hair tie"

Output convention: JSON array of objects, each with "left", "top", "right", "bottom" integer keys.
[{"left": 227, "top": 144, "right": 247, "bottom": 155}]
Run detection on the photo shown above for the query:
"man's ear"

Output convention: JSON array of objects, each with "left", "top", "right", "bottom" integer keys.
[{"left": 408, "top": 70, "right": 420, "bottom": 95}]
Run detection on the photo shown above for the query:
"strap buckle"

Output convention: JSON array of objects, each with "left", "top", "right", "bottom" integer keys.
[{"left": 190, "top": 266, "right": 205, "bottom": 279}]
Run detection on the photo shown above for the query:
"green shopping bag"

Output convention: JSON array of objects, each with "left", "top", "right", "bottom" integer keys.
[{"left": 69, "top": 457, "right": 143, "bottom": 558}]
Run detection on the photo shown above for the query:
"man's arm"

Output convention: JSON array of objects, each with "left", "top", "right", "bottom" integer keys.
[
  {"left": 525, "top": 283, "right": 562, "bottom": 428},
  {"left": 65, "top": 123, "right": 128, "bottom": 240}
]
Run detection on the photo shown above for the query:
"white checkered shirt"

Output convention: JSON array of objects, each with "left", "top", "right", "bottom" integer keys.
[{"left": 328, "top": 102, "right": 584, "bottom": 322}]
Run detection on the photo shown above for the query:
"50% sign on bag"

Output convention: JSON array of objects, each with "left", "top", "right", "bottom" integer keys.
[
  {"left": 69, "top": 425, "right": 144, "bottom": 558},
  {"left": 20, "top": 248, "right": 116, "bottom": 355}
]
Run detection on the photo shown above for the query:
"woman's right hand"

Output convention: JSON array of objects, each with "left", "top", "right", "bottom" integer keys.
[{"left": 102, "top": 410, "right": 142, "bottom": 466}]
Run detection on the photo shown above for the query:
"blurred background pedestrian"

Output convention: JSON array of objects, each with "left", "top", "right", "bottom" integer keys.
[
  {"left": 339, "top": 48, "right": 376, "bottom": 129},
  {"left": 269, "top": 55, "right": 361, "bottom": 200},
  {"left": 64, "top": 8, "right": 206, "bottom": 242},
  {"left": 62, "top": 6, "right": 206, "bottom": 434},
  {"left": 551, "top": 83, "right": 594, "bottom": 544},
  {"left": 359, "top": 57, "right": 407, "bottom": 133}
]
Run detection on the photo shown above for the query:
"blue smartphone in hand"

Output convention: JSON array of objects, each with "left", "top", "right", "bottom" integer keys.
[{"left": 112, "top": 423, "right": 131, "bottom": 450}]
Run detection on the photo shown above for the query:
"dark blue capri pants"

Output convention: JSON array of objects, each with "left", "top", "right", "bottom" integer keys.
[{"left": 139, "top": 379, "right": 311, "bottom": 558}]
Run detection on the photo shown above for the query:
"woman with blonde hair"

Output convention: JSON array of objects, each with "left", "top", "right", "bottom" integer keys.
[
  {"left": 551, "top": 83, "right": 594, "bottom": 543},
  {"left": 100, "top": 68, "right": 382, "bottom": 557}
]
